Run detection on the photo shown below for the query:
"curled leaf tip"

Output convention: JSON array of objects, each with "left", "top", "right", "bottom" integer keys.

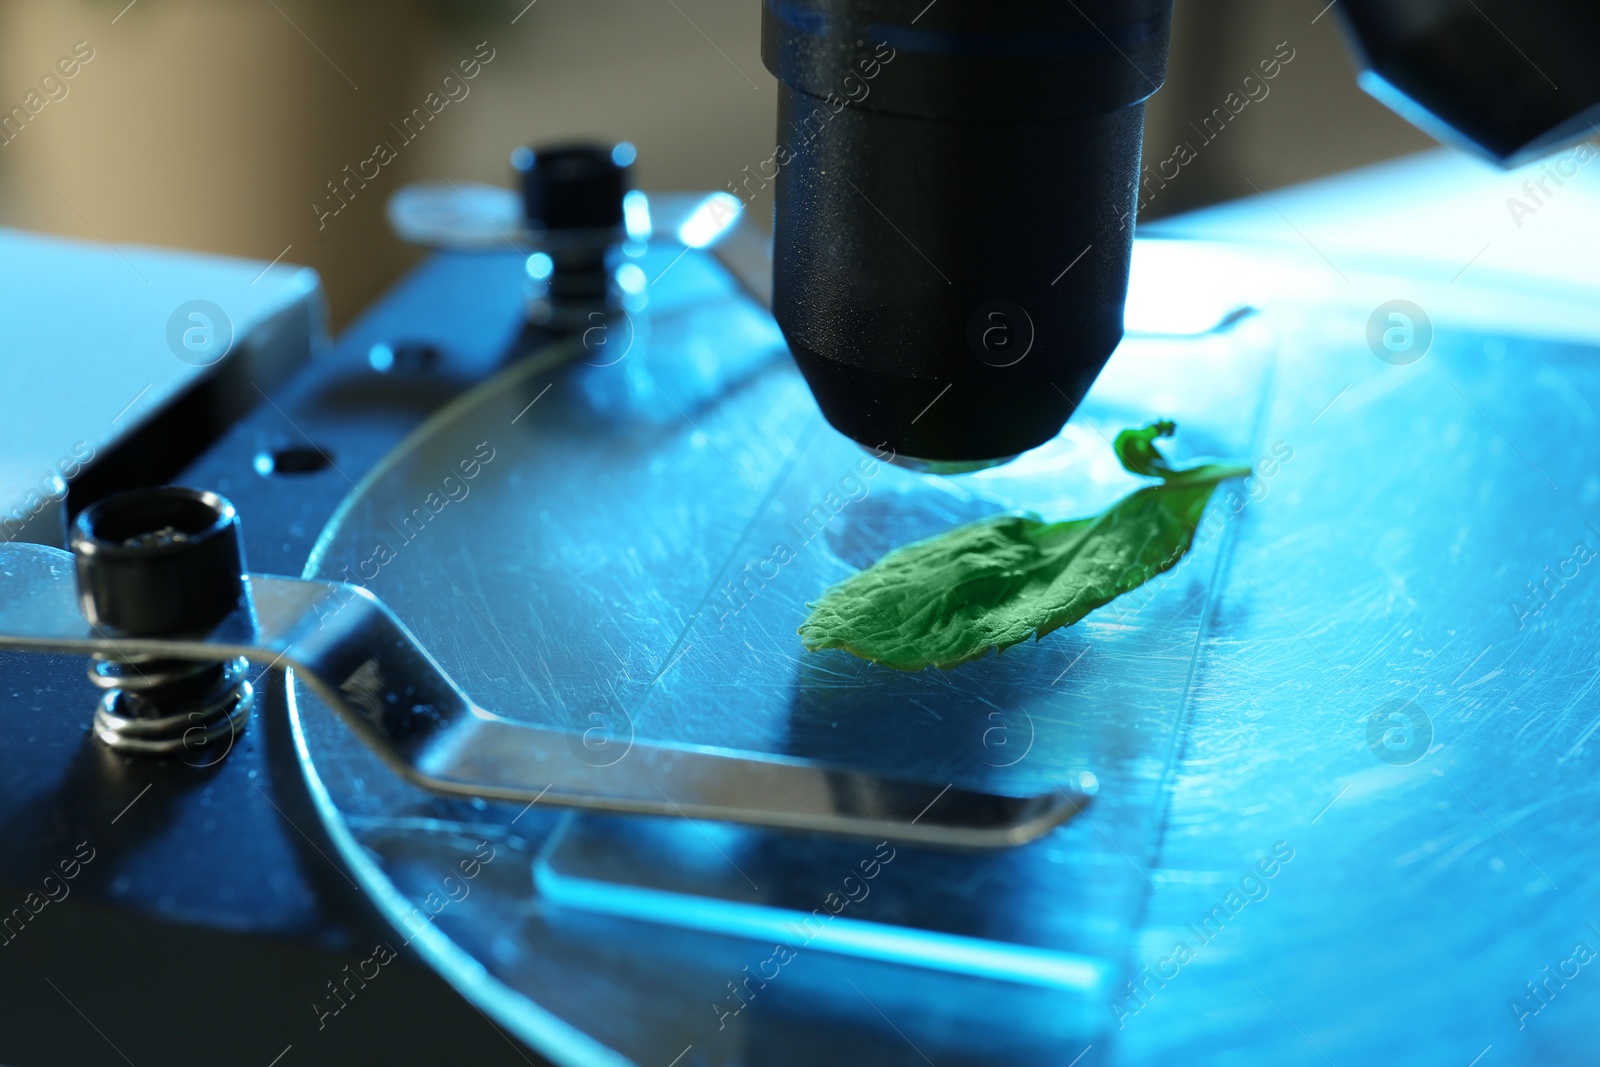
[{"left": 1113, "top": 419, "right": 1181, "bottom": 479}]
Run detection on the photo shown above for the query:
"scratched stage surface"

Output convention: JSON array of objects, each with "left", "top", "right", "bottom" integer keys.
[
  {"left": 1115, "top": 307, "right": 1600, "bottom": 1067},
  {"left": 289, "top": 219, "right": 1600, "bottom": 1066}
]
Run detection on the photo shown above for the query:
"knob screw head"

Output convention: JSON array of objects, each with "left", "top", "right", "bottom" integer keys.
[{"left": 512, "top": 141, "right": 635, "bottom": 233}]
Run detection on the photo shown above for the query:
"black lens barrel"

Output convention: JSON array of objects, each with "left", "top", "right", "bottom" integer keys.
[{"left": 761, "top": 0, "right": 1173, "bottom": 463}]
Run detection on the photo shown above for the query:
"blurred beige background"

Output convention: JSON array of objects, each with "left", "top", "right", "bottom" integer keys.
[{"left": 0, "top": 0, "right": 1432, "bottom": 330}]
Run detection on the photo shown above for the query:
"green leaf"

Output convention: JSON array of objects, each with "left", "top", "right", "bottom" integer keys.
[
  {"left": 1113, "top": 419, "right": 1179, "bottom": 478},
  {"left": 798, "top": 422, "right": 1249, "bottom": 670}
]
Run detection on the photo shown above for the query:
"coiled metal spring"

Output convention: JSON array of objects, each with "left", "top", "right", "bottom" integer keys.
[{"left": 88, "top": 653, "right": 253, "bottom": 757}]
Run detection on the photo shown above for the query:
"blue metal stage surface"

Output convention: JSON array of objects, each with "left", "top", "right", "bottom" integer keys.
[{"left": 285, "top": 153, "right": 1600, "bottom": 1065}]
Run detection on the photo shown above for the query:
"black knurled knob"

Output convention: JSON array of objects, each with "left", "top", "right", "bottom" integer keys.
[
  {"left": 71, "top": 486, "right": 249, "bottom": 637},
  {"left": 512, "top": 141, "right": 634, "bottom": 231}
]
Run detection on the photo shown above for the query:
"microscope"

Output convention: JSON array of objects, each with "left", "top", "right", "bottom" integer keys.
[
  {"left": 761, "top": 0, "right": 1600, "bottom": 465},
  {"left": 3, "top": 3, "right": 1600, "bottom": 1065}
]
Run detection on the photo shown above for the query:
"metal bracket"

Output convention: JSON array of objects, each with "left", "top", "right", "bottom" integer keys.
[{"left": 0, "top": 543, "right": 1091, "bottom": 848}]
